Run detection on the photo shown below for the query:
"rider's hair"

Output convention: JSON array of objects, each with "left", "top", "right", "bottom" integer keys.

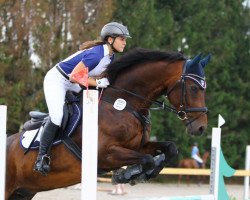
[{"left": 79, "top": 39, "right": 106, "bottom": 50}]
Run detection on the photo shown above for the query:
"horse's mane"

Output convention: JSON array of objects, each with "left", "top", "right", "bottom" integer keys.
[{"left": 106, "top": 48, "right": 186, "bottom": 84}]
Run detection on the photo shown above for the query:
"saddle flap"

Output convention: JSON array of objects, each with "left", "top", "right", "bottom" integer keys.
[{"left": 21, "top": 102, "right": 82, "bottom": 150}]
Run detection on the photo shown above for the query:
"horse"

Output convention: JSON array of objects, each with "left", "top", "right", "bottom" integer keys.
[
  {"left": 5, "top": 48, "right": 211, "bottom": 199},
  {"left": 178, "top": 151, "right": 210, "bottom": 185}
]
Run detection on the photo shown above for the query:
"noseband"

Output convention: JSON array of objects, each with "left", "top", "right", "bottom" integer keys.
[{"left": 165, "top": 60, "right": 208, "bottom": 124}]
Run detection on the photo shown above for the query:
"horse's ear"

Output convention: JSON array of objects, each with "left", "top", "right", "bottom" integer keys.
[
  {"left": 190, "top": 53, "right": 202, "bottom": 66},
  {"left": 200, "top": 54, "right": 212, "bottom": 68}
]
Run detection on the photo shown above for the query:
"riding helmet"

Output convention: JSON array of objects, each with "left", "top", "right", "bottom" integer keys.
[{"left": 100, "top": 22, "right": 131, "bottom": 41}]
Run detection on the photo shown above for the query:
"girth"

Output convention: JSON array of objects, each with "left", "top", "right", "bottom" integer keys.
[{"left": 101, "top": 96, "right": 151, "bottom": 150}]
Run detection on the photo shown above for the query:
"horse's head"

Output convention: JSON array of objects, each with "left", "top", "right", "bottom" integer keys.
[{"left": 166, "top": 54, "right": 211, "bottom": 136}]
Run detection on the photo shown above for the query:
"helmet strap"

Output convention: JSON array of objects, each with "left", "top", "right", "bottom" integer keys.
[{"left": 108, "top": 37, "right": 118, "bottom": 53}]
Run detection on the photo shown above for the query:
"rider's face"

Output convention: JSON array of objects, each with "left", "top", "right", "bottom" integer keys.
[{"left": 111, "top": 36, "right": 127, "bottom": 52}]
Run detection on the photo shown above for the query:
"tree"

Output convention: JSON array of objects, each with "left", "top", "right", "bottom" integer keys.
[
  {"left": 113, "top": 0, "right": 250, "bottom": 168},
  {"left": 0, "top": 0, "right": 114, "bottom": 133},
  {"left": 1, "top": 0, "right": 249, "bottom": 168}
]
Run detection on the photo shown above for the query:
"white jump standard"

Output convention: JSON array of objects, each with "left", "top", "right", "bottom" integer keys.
[
  {"left": 81, "top": 90, "right": 99, "bottom": 200},
  {"left": 244, "top": 145, "right": 250, "bottom": 200},
  {"left": 0, "top": 105, "right": 7, "bottom": 200}
]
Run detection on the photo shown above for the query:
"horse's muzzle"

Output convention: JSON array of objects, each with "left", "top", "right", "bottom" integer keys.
[{"left": 186, "top": 120, "right": 207, "bottom": 136}]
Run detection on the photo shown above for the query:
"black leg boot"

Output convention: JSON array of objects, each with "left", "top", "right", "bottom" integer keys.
[{"left": 34, "top": 119, "right": 59, "bottom": 175}]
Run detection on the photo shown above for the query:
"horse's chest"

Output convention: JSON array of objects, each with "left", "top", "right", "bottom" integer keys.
[{"left": 100, "top": 107, "right": 149, "bottom": 148}]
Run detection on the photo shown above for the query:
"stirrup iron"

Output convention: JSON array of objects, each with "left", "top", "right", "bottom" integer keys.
[{"left": 34, "top": 154, "right": 51, "bottom": 175}]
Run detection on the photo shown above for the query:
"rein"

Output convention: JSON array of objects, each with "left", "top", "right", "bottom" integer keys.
[{"left": 108, "top": 85, "right": 177, "bottom": 114}]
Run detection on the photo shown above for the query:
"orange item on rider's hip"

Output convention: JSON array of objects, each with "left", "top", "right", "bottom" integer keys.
[{"left": 71, "top": 68, "right": 89, "bottom": 87}]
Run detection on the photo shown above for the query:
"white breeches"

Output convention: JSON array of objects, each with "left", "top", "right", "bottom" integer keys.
[
  {"left": 192, "top": 154, "right": 203, "bottom": 163},
  {"left": 43, "top": 66, "right": 82, "bottom": 126}
]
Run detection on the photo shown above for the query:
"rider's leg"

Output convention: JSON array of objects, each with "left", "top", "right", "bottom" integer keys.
[
  {"left": 34, "top": 67, "right": 82, "bottom": 175},
  {"left": 34, "top": 119, "right": 59, "bottom": 175},
  {"left": 192, "top": 154, "right": 203, "bottom": 164},
  {"left": 34, "top": 67, "right": 65, "bottom": 175}
]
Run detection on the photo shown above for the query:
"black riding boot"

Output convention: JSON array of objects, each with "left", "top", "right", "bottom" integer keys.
[{"left": 34, "top": 119, "right": 59, "bottom": 175}]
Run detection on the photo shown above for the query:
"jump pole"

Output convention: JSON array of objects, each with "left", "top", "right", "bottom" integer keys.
[
  {"left": 81, "top": 90, "right": 99, "bottom": 200},
  {"left": 244, "top": 145, "right": 250, "bottom": 200},
  {"left": 0, "top": 105, "right": 7, "bottom": 200}
]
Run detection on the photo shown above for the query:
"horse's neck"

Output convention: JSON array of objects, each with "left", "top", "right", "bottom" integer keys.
[{"left": 112, "top": 61, "right": 183, "bottom": 106}]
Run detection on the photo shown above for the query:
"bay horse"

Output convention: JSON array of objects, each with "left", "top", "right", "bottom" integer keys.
[
  {"left": 6, "top": 48, "right": 211, "bottom": 199},
  {"left": 178, "top": 151, "right": 210, "bottom": 185}
]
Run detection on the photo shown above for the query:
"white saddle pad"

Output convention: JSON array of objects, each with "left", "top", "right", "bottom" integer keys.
[{"left": 21, "top": 127, "right": 44, "bottom": 149}]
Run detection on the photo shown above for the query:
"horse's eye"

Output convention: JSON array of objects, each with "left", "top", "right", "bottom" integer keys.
[{"left": 191, "top": 85, "right": 199, "bottom": 93}]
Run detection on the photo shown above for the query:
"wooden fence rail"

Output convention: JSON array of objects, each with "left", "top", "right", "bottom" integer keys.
[
  {"left": 160, "top": 168, "right": 250, "bottom": 176},
  {"left": 97, "top": 168, "right": 250, "bottom": 183}
]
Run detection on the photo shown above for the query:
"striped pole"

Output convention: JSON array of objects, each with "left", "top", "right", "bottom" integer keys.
[
  {"left": 209, "top": 126, "right": 221, "bottom": 200},
  {"left": 244, "top": 145, "right": 250, "bottom": 200},
  {"left": 209, "top": 114, "right": 225, "bottom": 200},
  {"left": 81, "top": 90, "right": 99, "bottom": 200},
  {"left": 0, "top": 105, "right": 7, "bottom": 200}
]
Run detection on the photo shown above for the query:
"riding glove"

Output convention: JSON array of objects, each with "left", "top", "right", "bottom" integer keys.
[{"left": 96, "top": 78, "right": 110, "bottom": 89}]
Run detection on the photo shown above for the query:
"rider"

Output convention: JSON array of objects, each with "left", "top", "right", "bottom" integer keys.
[
  {"left": 191, "top": 142, "right": 203, "bottom": 168},
  {"left": 34, "top": 22, "right": 131, "bottom": 175}
]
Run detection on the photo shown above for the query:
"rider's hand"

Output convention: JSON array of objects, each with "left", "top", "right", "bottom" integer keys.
[{"left": 96, "top": 78, "right": 110, "bottom": 89}]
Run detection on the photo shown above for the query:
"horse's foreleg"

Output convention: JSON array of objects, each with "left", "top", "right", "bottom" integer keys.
[
  {"left": 106, "top": 145, "right": 155, "bottom": 168},
  {"left": 128, "top": 141, "right": 178, "bottom": 183},
  {"left": 140, "top": 141, "right": 178, "bottom": 162},
  {"left": 105, "top": 146, "right": 155, "bottom": 184}
]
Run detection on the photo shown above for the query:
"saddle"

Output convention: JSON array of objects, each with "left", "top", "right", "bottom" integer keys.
[{"left": 21, "top": 91, "right": 82, "bottom": 160}]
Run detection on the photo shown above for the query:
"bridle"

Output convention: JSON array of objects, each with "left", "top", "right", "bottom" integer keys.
[
  {"left": 106, "top": 60, "right": 208, "bottom": 125},
  {"left": 165, "top": 60, "right": 208, "bottom": 125}
]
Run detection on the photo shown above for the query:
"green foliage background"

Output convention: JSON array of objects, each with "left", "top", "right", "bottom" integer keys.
[{"left": 0, "top": 0, "right": 249, "bottom": 168}]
